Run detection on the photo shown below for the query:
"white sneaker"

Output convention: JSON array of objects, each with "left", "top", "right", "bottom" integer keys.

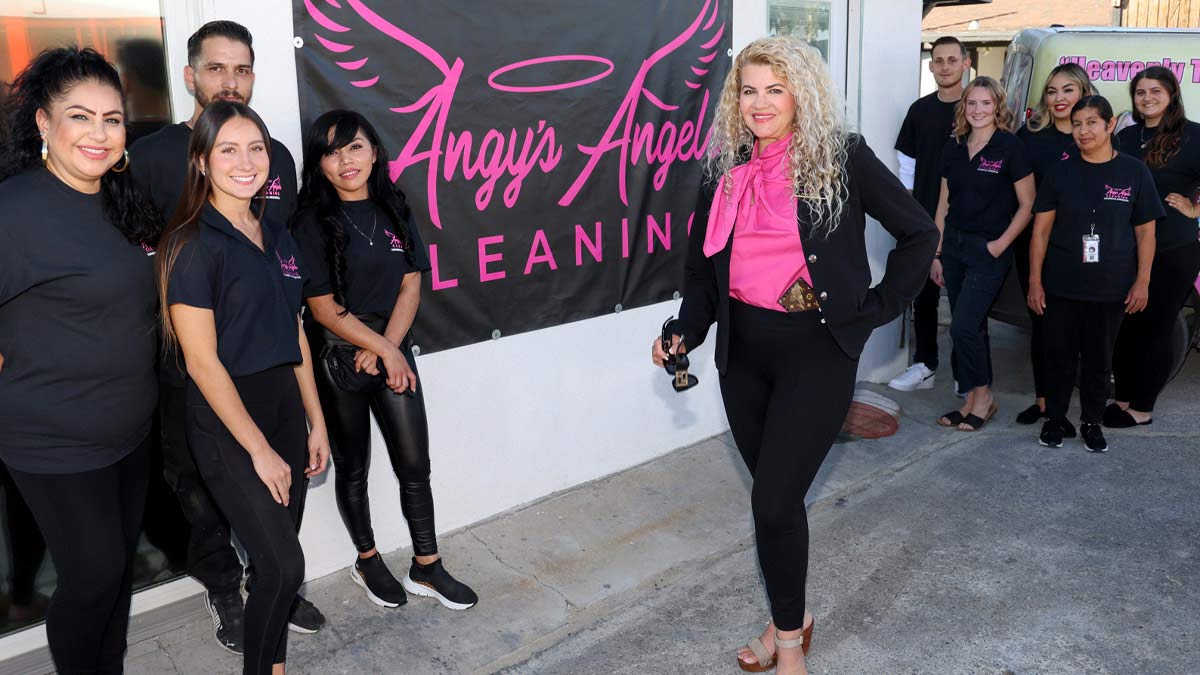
[{"left": 888, "top": 363, "right": 935, "bottom": 391}]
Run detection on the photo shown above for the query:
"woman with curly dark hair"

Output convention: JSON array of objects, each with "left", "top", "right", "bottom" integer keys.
[
  {"left": 0, "top": 46, "right": 161, "bottom": 672},
  {"left": 292, "top": 110, "right": 477, "bottom": 611},
  {"left": 1106, "top": 66, "right": 1200, "bottom": 428}
]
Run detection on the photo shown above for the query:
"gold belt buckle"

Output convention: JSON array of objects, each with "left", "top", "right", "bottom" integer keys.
[{"left": 778, "top": 278, "right": 820, "bottom": 312}]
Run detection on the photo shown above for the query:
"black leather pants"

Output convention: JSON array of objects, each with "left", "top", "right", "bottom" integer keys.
[{"left": 312, "top": 331, "right": 437, "bottom": 556}]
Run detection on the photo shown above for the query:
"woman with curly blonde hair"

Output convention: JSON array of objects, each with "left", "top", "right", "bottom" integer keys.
[
  {"left": 932, "top": 76, "right": 1035, "bottom": 431},
  {"left": 651, "top": 37, "right": 937, "bottom": 674}
]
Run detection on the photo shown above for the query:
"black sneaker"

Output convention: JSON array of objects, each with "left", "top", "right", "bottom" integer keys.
[
  {"left": 1060, "top": 418, "right": 1077, "bottom": 439},
  {"left": 287, "top": 594, "right": 326, "bottom": 634},
  {"left": 1039, "top": 419, "right": 1064, "bottom": 448},
  {"left": 1015, "top": 404, "right": 1045, "bottom": 425},
  {"left": 1080, "top": 423, "right": 1109, "bottom": 453},
  {"left": 351, "top": 553, "right": 407, "bottom": 608},
  {"left": 402, "top": 558, "right": 478, "bottom": 610},
  {"left": 204, "top": 590, "right": 244, "bottom": 655}
]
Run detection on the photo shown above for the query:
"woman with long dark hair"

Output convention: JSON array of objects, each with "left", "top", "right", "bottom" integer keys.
[
  {"left": 1106, "top": 66, "right": 1200, "bottom": 428},
  {"left": 1028, "top": 95, "right": 1161, "bottom": 452},
  {"left": 293, "top": 109, "right": 477, "bottom": 611},
  {"left": 1014, "top": 63, "right": 1095, "bottom": 429},
  {"left": 932, "top": 76, "right": 1035, "bottom": 431},
  {"left": 0, "top": 46, "right": 161, "bottom": 672},
  {"left": 157, "top": 100, "right": 330, "bottom": 675},
  {"left": 652, "top": 38, "right": 936, "bottom": 675}
]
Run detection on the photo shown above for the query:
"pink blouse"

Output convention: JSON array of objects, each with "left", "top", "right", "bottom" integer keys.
[{"left": 704, "top": 134, "right": 811, "bottom": 312}]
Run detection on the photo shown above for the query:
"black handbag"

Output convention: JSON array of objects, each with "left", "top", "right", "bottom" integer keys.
[{"left": 322, "top": 344, "right": 386, "bottom": 393}]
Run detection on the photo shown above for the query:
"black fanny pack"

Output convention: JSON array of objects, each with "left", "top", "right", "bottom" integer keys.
[{"left": 316, "top": 314, "right": 409, "bottom": 394}]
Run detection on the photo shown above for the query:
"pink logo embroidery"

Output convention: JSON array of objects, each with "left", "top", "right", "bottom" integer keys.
[
  {"left": 383, "top": 228, "right": 405, "bottom": 252},
  {"left": 1060, "top": 151, "right": 1070, "bottom": 161},
  {"left": 257, "top": 176, "right": 283, "bottom": 201},
  {"left": 977, "top": 157, "right": 1003, "bottom": 173},
  {"left": 277, "top": 251, "right": 301, "bottom": 279},
  {"left": 1104, "top": 184, "right": 1132, "bottom": 202},
  {"left": 140, "top": 242, "right": 156, "bottom": 256}
]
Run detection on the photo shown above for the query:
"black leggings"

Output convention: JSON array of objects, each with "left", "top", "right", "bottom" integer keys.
[
  {"left": 8, "top": 437, "right": 149, "bottom": 675},
  {"left": 186, "top": 367, "right": 308, "bottom": 675},
  {"left": 719, "top": 300, "right": 857, "bottom": 632},
  {"left": 313, "top": 334, "right": 437, "bottom": 556},
  {"left": 1014, "top": 228, "right": 1048, "bottom": 398},
  {"left": 1043, "top": 296, "right": 1125, "bottom": 424},
  {"left": 1112, "top": 241, "right": 1200, "bottom": 412}
]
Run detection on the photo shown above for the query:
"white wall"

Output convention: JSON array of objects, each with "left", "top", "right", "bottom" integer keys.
[{"left": 169, "top": 0, "right": 921, "bottom": 582}]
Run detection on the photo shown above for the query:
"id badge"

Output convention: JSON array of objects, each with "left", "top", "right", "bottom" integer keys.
[{"left": 1082, "top": 233, "right": 1100, "bottom": 263}]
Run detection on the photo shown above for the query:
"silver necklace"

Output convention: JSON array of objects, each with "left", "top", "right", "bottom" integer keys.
[{"left": 339, "top": 206, "right": 378, "bottom": 245}]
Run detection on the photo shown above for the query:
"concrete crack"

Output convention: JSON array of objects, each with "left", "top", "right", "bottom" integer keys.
[{"left": 466, "top": 528, "right": 577, "bottom": 611}]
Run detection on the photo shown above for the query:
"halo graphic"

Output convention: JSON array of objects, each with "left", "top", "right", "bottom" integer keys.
[{"left": 488, "top": 54, "right": 615, "bottom": 93}]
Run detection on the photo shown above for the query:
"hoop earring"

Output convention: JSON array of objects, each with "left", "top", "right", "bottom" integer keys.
[
  {"left": 110, "top": 149, "right": 130, "bottom": 174},
  {"left": 40, "top": 139, "right": 48, "bottom": 164}
]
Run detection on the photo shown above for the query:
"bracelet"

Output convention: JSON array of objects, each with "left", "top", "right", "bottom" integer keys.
[{"left": 935, "top": 252, "right": 942, "bottom": 259}]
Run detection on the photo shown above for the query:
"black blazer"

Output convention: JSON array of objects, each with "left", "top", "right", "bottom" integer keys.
[{"left": 675, "top": 134, "right": 938, "bottom": 374}]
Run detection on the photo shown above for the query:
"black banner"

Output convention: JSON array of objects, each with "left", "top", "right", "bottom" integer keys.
[{"left": 293, "top": 0, "right": 731, "bottom": 352}]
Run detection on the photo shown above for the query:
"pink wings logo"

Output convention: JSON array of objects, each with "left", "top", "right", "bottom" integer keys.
[
  {"left": 277, "top": 252, "right": 301, "bottom": 279},
  {"left": 977, "top": 157, "right": 1003, "bottom": 173},
  {"left": 1103, "top": 184, "right": 1132, "bottom": 202},
  {"left": 301, "top": 0, "right": 722, "bottom": 230}
]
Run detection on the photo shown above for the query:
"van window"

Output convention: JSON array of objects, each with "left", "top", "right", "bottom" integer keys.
[{"left": 1004, "top": 51, "right": 1033, "bottom": 121}]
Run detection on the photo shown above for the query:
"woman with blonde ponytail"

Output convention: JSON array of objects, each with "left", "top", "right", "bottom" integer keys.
[{"left": 651, "top": 37, "right": 937, "bottom": 674}]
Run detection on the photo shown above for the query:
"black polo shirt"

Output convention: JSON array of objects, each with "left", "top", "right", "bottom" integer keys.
[
  {"left": 1116, "top": 120, "right": 1200, "bottom": 251},
  {"left": 1033, "top": 153, "right": 1163, "bottom": 302},
  {"left": 940, "top": 130, "right": 1033, "bottom": 238},
  {"left": 1017, "top": 124, "right": 1076, "bottom": 187},
  {"left": 0, "top": 168, "right": 158, "bottom": 473},
  {"left": 895, "top": 92, "right": 958, "bottom": 216},
  {"left": 293, "top": 199, "right": 431, "bottom": 317},
  {"left": 167, "top": 204, "right": 305, "bottom": 378},
  {"left": 129, "top": 120, "right": 298, "bottom": 383}
]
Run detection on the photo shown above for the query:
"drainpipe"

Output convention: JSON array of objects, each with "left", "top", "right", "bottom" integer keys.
[{"left": 1111, "top": 0, "right": 1126, "bottom": 27}]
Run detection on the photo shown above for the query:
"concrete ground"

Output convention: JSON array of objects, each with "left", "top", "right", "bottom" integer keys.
[{"left": 119, "top": 320, "right": 1200, "bottom": 675}]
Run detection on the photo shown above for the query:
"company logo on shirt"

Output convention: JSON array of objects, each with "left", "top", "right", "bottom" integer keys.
[
  {"left": 1060, "top": 151, "right": 1070, "bottom": 161},
  {"left": 276, "top": 251, "right": 301, "bottom": 279},
  {"left": 256, "top": 176, "right": 283, "bottom": 201},
  {"left": 384, "top": 228, "right": 406, "bottom": 252},
  {"left": 140, "top": 242, "right": 156, "bottom": 257},
  {"left": 1104, "top": 184, "right": 1132, "bottom": 202},
  {"left": 977, "top": 157, "right": 1003, "bottom": 174}
]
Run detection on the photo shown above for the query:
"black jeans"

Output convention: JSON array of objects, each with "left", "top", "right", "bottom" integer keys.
[
  {"left": 1112, "top": 241, "right": 1200, "bottom": 412},
  {"left": 942, "top": 228, "right": 1011, "bottom": 391},
  {"left": 186, "top": 367, "right": 308, "bottom": 675},
  {"left": 8, "top": 437, "right": 149, "bottom": 675},
  {"left": 912, "top": 277, "right": 943, "bottom": 371},
  {"left": 1043, "top": 295, "right": 1125, "bottom": 424},
  {"left": 312, "top": 331, "right": 437, "bottom": 557},
  {"left": 719, "top": 300, "right": 857, "bottom": 632},
  {"left": 1013, "top": 228, "right": 1048, "bottom": 398},
  {"left": 159, "top": 383, "right": 245, "bottom": 594}
]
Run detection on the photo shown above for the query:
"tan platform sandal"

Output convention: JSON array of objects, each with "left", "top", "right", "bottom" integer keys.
[{"left": 736, "top": 618, "right": 813, "bottom": 672}]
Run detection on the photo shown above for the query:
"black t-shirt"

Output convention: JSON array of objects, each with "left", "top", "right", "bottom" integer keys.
[
  {"left": 167, "top": 204, "right": 305, "bottom": 378},
  {"left": 0, "top": 168, "right": 158, "bottom": 473},
  {"left": 940, "top": 130, "right": 1033, "bottom": 238},
  {"left": 895, "top": 92, "right": 958, "bottom": 217},
  {"left": 293, "top": 199, "right": 431, "bottom": 317},
  {"left": 1017, "top": 124, "right": 1076, "bottom": 187},
  {"left": 1033, "top": 153, "right": 1164, "bottom": 302},
  {"left": 129, "top": 121, "right": 298, "bottom": 226},
  {"left": 1116, "top": 120, "right": 1200, "bottom": 251}
]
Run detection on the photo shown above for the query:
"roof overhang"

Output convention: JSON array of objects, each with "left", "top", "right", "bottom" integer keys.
[{"left": 923, "top": 0, "right": 992, "bottom": 18}]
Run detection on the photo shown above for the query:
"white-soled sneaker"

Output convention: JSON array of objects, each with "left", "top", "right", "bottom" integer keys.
[{"left": 888, "top": 363, "right": 935, "bottom": 391}]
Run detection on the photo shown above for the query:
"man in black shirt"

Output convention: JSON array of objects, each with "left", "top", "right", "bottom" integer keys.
[
  {"left": 128, "top": 20, "right": 317, "bottom": 654},
  {"left": 889, "top": 36, "right": 970, "bottom": 393}
]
